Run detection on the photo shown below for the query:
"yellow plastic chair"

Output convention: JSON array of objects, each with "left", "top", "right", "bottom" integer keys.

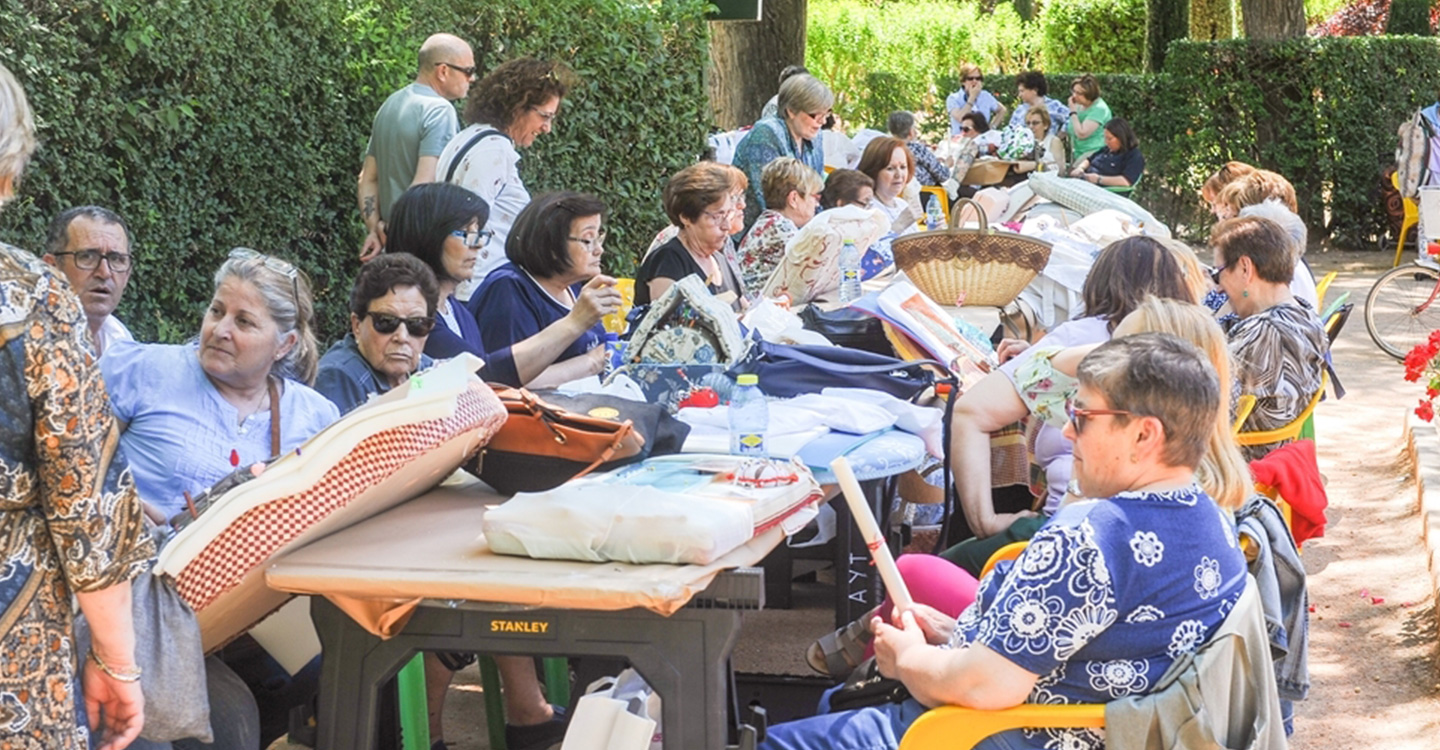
[
  {"left": 1232, "top": 394, "right": 1257, "bottom": 435},
  {"left": 601, "top": 278, "right": 635, "bottom": 335},
  {"left": 900, "top": 704, "right": 1106, "bottom": 750},
  {"left": 919, "top": 186, "right": 951, "bottom": 228},
  {"left": 1313, "top": 271, "right": 1338, "bottom": 309},
  {"left": 978, "top": 540, "right": 1028, "bottom": 580},
  {"left": 1393, "top": 171, "right": 1419, "bottom": 267},
  {"left": 1234, "top": 370, "right": 1328, "bottom": 448}
]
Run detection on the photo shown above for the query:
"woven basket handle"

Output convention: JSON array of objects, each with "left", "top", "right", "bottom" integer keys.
[{"left": 948, "top": 197, "right": 990, "bottom": 234}]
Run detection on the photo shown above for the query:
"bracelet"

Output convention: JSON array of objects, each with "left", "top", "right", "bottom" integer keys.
[{"left": 88, "top": 650, "right": 142, "bottom": 683}]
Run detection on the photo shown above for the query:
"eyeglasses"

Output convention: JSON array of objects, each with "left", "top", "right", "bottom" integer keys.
[
  {"left": 437, "top": 61, "right": 477, "bottom": 78},
  {"left": 364, "top": 311, "right": 435, "bottom": 337},
  {"left": 228, "top": 247, "right": 300, "bottom": 309},
  {"left": 963, "top": 76, "right": 984, "bottom": 82},
  {"left": 1026, "top": 120, "right": 1045, "bottom": 127},
  {"left": 568, "top": 229, "right": 607, "bottom": 252},
  {"left": 528, "top": 105, "right": 558, "bottom": 124},
  {"left": 703, "top": 207, "right": 739, "bottom": 225},
  {"left": 1065, "top": 399, "right": 1131, "bottom": 434},
  {"left": 53, "top": 249, "right": 132, "bottom": 272},
  {"left": 806, "top": 109, "right": 832, "bottom": 122},
  {"left": 451, "top": 228, "right": 495, "bottom": 248},
  {"left": 1209, "top": 263, "right": 1226, "bottom": 286},
  {"left": 960, "top": 125, "right": 976, "bottom": 134}
]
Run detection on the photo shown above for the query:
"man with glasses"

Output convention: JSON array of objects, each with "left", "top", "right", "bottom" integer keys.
[
  {"left": 43, "top": 205, "right": 134, "bottom": 357},
  {"left": 358, "top": 32, "right": 476, "bottom": 261}
]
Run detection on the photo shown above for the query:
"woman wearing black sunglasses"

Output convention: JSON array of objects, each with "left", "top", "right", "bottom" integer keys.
[{"left": 315, "top": 253, "right": 441, "bottom": 415}]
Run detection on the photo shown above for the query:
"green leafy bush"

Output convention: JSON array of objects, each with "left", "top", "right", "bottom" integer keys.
[
  {"left": 1039, "top": 0, "right": 1147, "bottom": 73},
  {"left": 1387, "top": 0, "right": 1433, "bottom": 34},
  {"left": 0, "top": 0, "right": 710, "bottom": 343},
  {"left": 807, "top": 0, "right": 1041, "bottom": 132}
]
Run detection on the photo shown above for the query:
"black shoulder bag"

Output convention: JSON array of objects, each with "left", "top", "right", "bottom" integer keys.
[{"left": 443, "top": 128, "right": 510, "bottom": 183}]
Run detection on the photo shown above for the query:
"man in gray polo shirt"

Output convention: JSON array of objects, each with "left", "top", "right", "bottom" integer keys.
[{"left": 358, "top": 33, "right": 475, "bottom": 260}]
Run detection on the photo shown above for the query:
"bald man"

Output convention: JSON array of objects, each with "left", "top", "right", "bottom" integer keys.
[{"left": 358, "top": 33, "right": 476, "bottom": 260}]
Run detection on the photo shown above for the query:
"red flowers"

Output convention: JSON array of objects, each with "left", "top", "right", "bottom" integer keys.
[{"left": 1406, "top": 330, "right": 1440, "bottom": 420}]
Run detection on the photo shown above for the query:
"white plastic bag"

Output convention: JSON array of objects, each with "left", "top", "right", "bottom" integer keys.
[{"left": 561, "top": 668, "right": 663, "bottom": 750}]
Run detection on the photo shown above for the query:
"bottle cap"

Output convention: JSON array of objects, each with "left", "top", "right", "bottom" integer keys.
[{"left": 736, "top": 373, "right": 759, "bottom": 386}]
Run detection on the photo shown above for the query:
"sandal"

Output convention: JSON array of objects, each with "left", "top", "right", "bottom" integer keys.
[{"left": 805, "top": 610, "right": 877, "bottom": 677}]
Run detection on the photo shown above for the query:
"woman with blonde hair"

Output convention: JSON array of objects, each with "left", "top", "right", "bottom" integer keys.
[
  {"left": 946, "top": 62, "right": 1007, "bottom": 134},
  {"left": 737, "top": 157, "right": 823, "bottom": 289},
  {"left": 1201, "top": 161, "right": 1257, "bottom": 217}
]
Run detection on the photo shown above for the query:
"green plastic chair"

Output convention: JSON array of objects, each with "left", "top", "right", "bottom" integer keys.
[{"left": 1103, "top": 173, "right": 1141, "bottom": 195}]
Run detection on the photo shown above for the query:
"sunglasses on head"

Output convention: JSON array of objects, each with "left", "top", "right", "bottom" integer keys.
[
  {"left": 365, "top": 311, "right": 435, "bottom": 337},
  {"left": 1065, "top": 398, "right": 1131, "bottom": 434}
]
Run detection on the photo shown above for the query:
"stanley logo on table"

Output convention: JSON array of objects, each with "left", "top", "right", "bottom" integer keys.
[{"left": 490, "top": 619, "right": 553, "bottom": 635}]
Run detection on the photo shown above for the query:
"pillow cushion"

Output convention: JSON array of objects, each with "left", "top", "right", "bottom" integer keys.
[{"left": 1027, "top": 171, "right": 1171, "bottom": 238}]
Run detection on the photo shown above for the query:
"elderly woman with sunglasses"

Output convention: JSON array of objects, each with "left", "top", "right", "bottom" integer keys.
[
  {"left": 101, "top": 247, "right": 339, "bottom": 747},
  {"left": 469, "top": 191, "right": 623, "bottom": 389},
  {"left": 766, "top": 333, "right": 1248, "bottom": 750},
  {"left": 315, "top": 253, "right": 441, "bottom": 415},
  {"left": 732, "top": 73, "right": 832, "bottom": 232},
  {"left": 636, "top": 162, "right": 750, "bottom": 310}
]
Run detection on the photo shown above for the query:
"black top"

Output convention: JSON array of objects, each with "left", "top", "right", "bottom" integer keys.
[
  {"left": 634, "top": 236, "right": 745, "bottom": 309},
  {"left": 1085, "top": 146, "right": 1145, "bottom": 186}
]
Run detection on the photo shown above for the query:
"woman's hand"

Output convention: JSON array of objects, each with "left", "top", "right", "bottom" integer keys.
[
  {"left": 1086, "top": 173, "right": 1101, "bottom": 185},
  {"left": 892, "top": 603, "right": 957, "bottom": 645},
  {"left": 84, "top": 657, "right": 144, "bottom": 750},
  {"left": 983, "top": 510, "right": 1038, "bottom": 539},
  {"left": 569, "top": 275, "right": 623, "bottom": 328},
  {"left": 995, "top": 338, "right": 1031, "bottom": 364},
  {"left": 873, "top": 610, "right": 928, "bottom": 680}
]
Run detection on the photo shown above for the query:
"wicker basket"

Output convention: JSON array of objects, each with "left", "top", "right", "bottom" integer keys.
[{"left": 892, "top": 198, "right": 1052, "bottom": 307}]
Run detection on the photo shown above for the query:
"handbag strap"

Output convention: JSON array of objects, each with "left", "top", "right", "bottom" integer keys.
[
  {"left": 443, "top": 128, "right": 509, "bottom": 184},
  {"left": 569, "top": 420, "right": 638, "bottom": 481},
  {"left": 769, "top": 344, "right": 945, "bottom": 376},
  {"left": 949, "top": 197, "right": 989, "bottom": 233},
  {"left": 933, "top": 379, "right": 960, "bottom": 555},
  {"left": 268, "top": 375, "right": 282, "bottom": 457}
]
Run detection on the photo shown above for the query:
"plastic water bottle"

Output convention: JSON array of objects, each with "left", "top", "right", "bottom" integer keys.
[
  {"left": 603, "top": 332, "right": 625, "bottom": 376},
  {"left": 925, "top": 197, "right": 945, "bottom": 231},
  {"left": 838, "top": 238, "right": 863, "bottom": 304},
  {"left": 728, "top": 373, "right": 769, "bottom": 456}
]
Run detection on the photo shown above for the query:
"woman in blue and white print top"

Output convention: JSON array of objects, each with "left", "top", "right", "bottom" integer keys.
[{"left": 760, "top": 333, "right": 1248, "bottom": 750}]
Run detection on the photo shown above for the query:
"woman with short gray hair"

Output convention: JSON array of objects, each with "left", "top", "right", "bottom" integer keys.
[{"left": 732, "top": 73, "right": 832, "bottom": 231}]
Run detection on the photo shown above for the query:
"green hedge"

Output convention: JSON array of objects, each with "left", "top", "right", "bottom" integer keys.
[
  {"left": 980, "top": 36, "right": 1440, "bottom": 245},
  {"left": 0, "top": 0, "right": 710, "bottom": 344},
  {"left": 1039, "top": 0, "right": 1147, "bottom": 74}
]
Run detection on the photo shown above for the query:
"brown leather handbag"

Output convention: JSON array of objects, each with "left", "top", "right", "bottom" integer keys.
[{"left": 473, "top": 386, "right": 647, "bottom": 494}]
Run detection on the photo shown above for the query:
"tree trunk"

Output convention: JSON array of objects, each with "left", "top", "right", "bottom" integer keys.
[
  {"left": 1190, "top": 0, "right": 1234, "bottom": 41},
  {"left": 1240, "top": 0, "right": 1304, "bottom": 39},
  {"left": 707, "top": 0, "right": 808, "bottom": 131},
  {"left": 1145, "top": 0, "right": 1190, "bottom": 72}
]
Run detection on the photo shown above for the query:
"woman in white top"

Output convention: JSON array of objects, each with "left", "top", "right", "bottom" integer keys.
[
  {"left": 857, "top": 136, "right": 919, "bottom": 236},
  {"left": 436, "top": 58, "right": 577, "bottom": 297}
]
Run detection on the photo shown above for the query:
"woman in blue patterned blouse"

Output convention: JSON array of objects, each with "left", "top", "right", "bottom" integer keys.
[{"left": 761, "top": 333, "right": 1248, "bottom": 750}]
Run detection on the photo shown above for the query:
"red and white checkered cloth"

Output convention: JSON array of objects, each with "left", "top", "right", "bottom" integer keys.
[{"left": 173, "top": 385, "right": 504, "bottom": 613}]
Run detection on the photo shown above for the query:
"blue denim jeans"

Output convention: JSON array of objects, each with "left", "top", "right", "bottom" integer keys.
[{"left": 759, "top": 689, "right": 1037, "bottom": 750}]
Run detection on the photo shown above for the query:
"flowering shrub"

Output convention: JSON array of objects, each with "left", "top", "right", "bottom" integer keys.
[
  {"left": 1403, "top": 329, "right": 1440, "bottom": 421},
  {"left": 1310, "top": 0, "right": 1388, "bottom": 35}
]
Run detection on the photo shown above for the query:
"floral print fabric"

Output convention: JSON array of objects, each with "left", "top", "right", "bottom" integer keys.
[
  {"left": 0, "top": 243, "right": 153, "bottom": 748},
  {"left": 736, "top": 210, "right": 798, "bottom": 291},
  {"left": 950, "top": 483, "right": 1247, "bottom": 750}
]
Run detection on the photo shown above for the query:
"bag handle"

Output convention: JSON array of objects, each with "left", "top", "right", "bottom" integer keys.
[
  {"left": 948, "top": 197, "right": 989, "bottom": 233},
  {"left": 767, "top": 345, "right": 945, "bottom": 376},
  {"left": 443, "top": 128, "right": 509, "bottom": 184}
]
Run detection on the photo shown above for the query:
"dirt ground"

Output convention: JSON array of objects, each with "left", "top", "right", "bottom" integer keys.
[{"left": 1286, "top": 249, "right": 1440, "bottom": 749}]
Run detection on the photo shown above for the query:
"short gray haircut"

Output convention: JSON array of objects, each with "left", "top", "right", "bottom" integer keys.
[
  {"left": 46, "top": 206, "right": 131, "bottom": 256},
  {"left": 887, "top": 111, "right": 916, "bottom": 139},
  {"left": 213, "top": 251, "right": 320, "bottom": 385},
  {"left": 1238, "top": 199, "right": 1307, "bottom": 259},
  {"left": 0, "top": 63, "right": 36, "bottom": 199},
  {"left": 1077, "top": 333, "right": 1218, "bottom": 471},
  {"left": 778, "top": 74, "right": 833, "bottom": 121}
]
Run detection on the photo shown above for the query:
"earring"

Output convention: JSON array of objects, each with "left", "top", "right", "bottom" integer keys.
[{"left": 1241, "top": 289, "right": 1249, "bottom": 298}]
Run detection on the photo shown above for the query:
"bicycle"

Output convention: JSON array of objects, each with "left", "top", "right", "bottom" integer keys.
[{"left": 1364, "top": 256, "right": 1440, "bottom": 359}]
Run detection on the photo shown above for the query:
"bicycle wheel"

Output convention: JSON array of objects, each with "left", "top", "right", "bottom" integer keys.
[{"left": 1365, "top": 263, "right": 1440, "bottom": 359}]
